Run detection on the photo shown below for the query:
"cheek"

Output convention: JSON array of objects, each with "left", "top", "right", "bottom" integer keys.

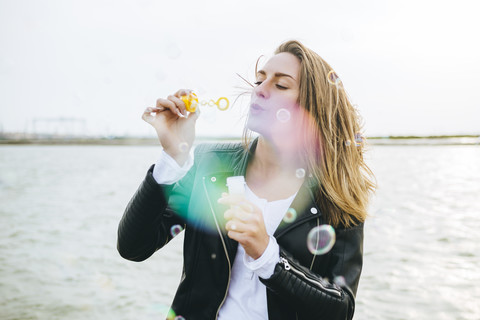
[
  {"left": 273, "top": 94, "right": 298, "bottom": 109},
  {"left": 274, "top": 101, "right": 303, "bottom": 123}
]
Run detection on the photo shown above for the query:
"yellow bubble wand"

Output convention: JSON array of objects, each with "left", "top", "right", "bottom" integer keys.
[{"left": 180, "top": 92, "right": 230, "bottom": 113}]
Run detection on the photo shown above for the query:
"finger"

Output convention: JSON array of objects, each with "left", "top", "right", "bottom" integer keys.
[
  {"left": 187, "top": 107, "right": 200, "bottom": 121},
  {"left": 217, "top": 194, "right": 246, "bottom": 206},
  {"left": 144, "top": 106, "right": 165, "bottom": 115},
  {"left": 142, "top": 107, "right": 154, "bottom": 116},
  {"left": 156, "top": 97, "right": 183, "bottom": 118},
  {"left": 224, "top": 208, "right": 235, "bottom": 220},
  {"left": 218, "top": 197, "right": 255, "bottom": 215},
  {"left": 225, "top": 219, "right": 245, "bottom": 232},
  {"left": 238, "top": 201, "right": 254, "bottom": 213},
  {"left": 227, "top": 230, "right": 242, "bottom": 241},
  {"left": 142, "top": 107, "right": 158, "bottom": 122},
  {"left": 174, "top": 88, "right": 193, "bottom": 98},
  {"left": 167, "top": 95, "right": 187, "bottom": 117},
  {"left": 224, "top": 207, "right": 251, "bottom": 222}
]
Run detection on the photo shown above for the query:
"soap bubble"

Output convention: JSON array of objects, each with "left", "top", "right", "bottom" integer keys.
[
  {"left": 354, "top": 133, "right": 363, "bottom": 147},
  {"left": 333, "top": 275, "right": 346, "bottom": 287},
  {"left": 283, "top": 208, "right": 297, "bottom": 223},
  {"left": 170, "top": 224, "right": 183, "bottom": 237},
  {"left": 327, "top": 70, "right": 342, "bottom": 88},
  {"left": 276, "top": 108, "right": 291, "bottom": 123},
  {"left": 307, "top": 225, "right": 336, "bottom": 255},
  {"left": 165, "top": 42, "right": 182, "bottom": 59},
  {"left": 155, "top": 70, "right": 166, "bottom": 82},
  {"left": 174, "top": 316, "right": 186, "bottom": 320},
  {"left": 295, "top": 168, "right": 306, "bottom": 179},
  {"left": 345, "top": 140, "right": 351, "bottom": 147},
  {"left": 178, "top": 142, "right": 189, "bottom": 153},
  {"left": 94, "top": 273, "right": 114, "bottom": 291}
]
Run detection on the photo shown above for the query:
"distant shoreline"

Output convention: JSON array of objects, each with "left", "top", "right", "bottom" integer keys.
[{"left": 1, "top": 134, "right": 479, "bottom": 146}]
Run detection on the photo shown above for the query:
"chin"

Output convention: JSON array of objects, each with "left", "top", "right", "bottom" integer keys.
[{"left": 246, "top": 116, "right": 267, "bottom": 136}]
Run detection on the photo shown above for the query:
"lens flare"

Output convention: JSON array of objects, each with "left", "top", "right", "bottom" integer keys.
[
  {"left": 283, "top": 208, "right": 297, "bottom": 223},
  {"left": 307, "top": 225, "right": 336, "bottom": 255},
  {"left": 166, "top": 309, "right": 177, "bottom": 320}
]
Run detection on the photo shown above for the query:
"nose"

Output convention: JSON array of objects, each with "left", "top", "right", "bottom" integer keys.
[{"left": 253, "top": 81, "right": 270, "bottom": 99}]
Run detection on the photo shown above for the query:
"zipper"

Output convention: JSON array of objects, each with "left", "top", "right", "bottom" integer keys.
[
  {"left": 201, "top": 177, "right": 232, "bottom": 319},
  {"left": 279, "top": 257, "right": 342, "bottom": 298},
  {"left": 309, "top": 218, "right": 320, "bottom": 270}
]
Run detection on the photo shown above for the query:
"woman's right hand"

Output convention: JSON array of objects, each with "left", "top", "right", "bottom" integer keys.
[{"left": 142, "top": 89, "right": 199, "bottom": 166}]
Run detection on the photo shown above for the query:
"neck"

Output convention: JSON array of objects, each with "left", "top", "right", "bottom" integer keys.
[{"left": 251, "top": 136, "right": 306, "bottom": 177}]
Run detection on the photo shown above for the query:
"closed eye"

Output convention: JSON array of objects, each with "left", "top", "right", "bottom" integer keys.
[{"left": 254, "top": 81, "right": 288, "bottom": 90}]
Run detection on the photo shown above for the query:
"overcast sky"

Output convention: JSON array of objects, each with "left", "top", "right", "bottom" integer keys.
[{"left": 1, "top": 0, "right": 479, "bottom": 138}]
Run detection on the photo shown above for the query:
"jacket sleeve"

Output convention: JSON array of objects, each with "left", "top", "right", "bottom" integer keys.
[
  {"left": 117, "top": 162, "right": 195, "bottom": 262},
  {"left": 260, "top": 223, "right": 364, "bottom": 320}
]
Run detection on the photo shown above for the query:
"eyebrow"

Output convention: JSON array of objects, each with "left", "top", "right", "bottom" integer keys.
[{"left": 257, "top": 70, "right": 296, "bottom": 81}]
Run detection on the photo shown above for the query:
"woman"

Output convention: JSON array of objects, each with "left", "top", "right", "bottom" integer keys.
[{"left": 117, "top": 40, "right": 375, "bottom": 320}]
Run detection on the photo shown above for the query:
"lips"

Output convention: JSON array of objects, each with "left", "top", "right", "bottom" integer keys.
[{"left": 250, "top": 103, "right": 265, "bottom": 114}]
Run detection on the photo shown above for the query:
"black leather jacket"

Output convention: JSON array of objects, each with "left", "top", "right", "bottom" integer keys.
[{"left": 117, "top": 140, "right": 364, "bottom": 320}]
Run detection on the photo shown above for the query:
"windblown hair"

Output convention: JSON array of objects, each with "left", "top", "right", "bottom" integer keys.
[{"left": 246, "top": 40, "right": 376, "bottom": 228}]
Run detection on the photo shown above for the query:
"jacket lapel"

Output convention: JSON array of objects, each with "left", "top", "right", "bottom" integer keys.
[{"left": 200, "top": 141, "right": 254, "bottom": 260}]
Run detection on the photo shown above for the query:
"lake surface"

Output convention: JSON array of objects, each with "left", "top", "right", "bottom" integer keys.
[{"left": 0, "top": 144, "right": 479, "bottom": 319}]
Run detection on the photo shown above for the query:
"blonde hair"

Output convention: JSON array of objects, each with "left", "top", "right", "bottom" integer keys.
[{"left": 245, "top": 40, "right": 376, "bottom": 228}]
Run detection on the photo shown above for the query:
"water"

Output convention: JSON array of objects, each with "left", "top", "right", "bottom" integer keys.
[{"left": 0, "top": 144, "right": 479, "bottom": 319}]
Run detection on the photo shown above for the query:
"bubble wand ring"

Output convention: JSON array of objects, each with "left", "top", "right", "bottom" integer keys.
[{"left": 215, "top": 97, "right": 229, "bottom": 111}]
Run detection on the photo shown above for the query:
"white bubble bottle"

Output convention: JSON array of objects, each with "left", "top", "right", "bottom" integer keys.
[{"left": 226, "top": 176, "right": 246, "bottom": 195}]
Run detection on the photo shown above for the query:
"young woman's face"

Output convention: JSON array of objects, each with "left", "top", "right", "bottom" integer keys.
[{"left": 247, "top": 52, "right": 302, "bottom": 138}]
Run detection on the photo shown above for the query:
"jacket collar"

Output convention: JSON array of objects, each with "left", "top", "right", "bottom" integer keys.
[{"left": 232, "top": 137, "right": 257, "bottom": 176}]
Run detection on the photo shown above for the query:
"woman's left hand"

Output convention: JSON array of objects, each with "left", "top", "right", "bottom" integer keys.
[{"left": 218, "top": 193, "right": 269, "bottom": 260}]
